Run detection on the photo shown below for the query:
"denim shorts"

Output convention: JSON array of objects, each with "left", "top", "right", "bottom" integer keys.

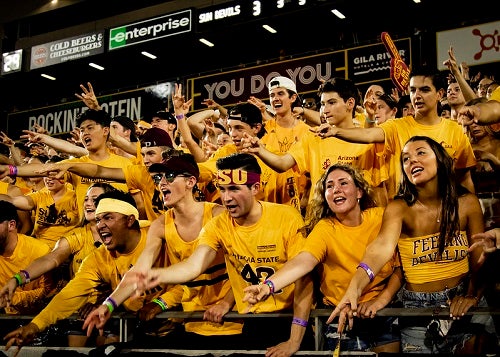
[{"left": 399, "top": 282, "right": 496, "bottom": 354}]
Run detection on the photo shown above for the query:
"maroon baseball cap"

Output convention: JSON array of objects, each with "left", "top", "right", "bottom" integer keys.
[
  {"left": 148, "top": 153, "right": 199, "bottom": 180},
  {"left": 140, "top": 127, "right": 173, "bottom": 148}
]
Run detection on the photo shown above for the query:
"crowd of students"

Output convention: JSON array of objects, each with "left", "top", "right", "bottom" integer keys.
[{"left": 0, "top": 55, "right": 498, "bottom": 356}]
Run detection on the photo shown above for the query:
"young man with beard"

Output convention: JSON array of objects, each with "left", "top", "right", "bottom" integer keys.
[{"left": 3, "top": 190, "right": 153, "bottom": 351}]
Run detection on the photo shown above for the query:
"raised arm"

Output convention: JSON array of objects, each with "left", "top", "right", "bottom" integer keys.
[
  {"left": 240, "top": 133, "right": 296, "bottom": 172},
  {"left": 21, "top": 130, "right": 88, "bottom": 157},
  {"left": 443, "top": 46, "right": 477, "bottom": 102},
  {"left": 107, "top": 127, "right": 138, "bottom": 156},
  {"left": 316, "top": 125, "right": 385, "bottom": 143},
  {"left": 130, "top": 214, "right": 165, "bottom": 273},
  {"left": 173, "top": 83, "right": 208, "bottom": 162},
  {"left": 37, "top": 162, "right": 125, "bottom": 182},
  {"left": 0, "top": 132, "right": 22, "bottom": 166}
]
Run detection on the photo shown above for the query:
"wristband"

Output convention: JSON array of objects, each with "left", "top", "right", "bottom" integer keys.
[
  {"left": 292, "top": 317, "right": 308, "bottom": 327},
  {"left": 357, "top": 262, "right": 375, "bottom": 282},
  {"left": 13, "top": 273, "right": 23, "bottom": 286},
  {"left": 152, "top": 297, "right": 168, "bottom": 311},
  {"left": 103, "top": 300, "right": 114, "bottom": 314},
  {"left": 262, "top": 279, "right": 275, "bottom": 295},
  {"left": 103, "top": 297, "right": 118, "bottom": 313},
  {"left": 20, "top": 270, "right": 30, "bottom": 284},
  {"left": 175, "top": 114, "right": 185, "bottom": 120},
  {"left": 8, "top": 165, "right": 18, "bottom": 177}
]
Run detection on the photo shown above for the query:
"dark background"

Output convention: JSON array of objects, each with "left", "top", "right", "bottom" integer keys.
[{"left": 0, "top": 0, "right": 497, "bottom": 124}]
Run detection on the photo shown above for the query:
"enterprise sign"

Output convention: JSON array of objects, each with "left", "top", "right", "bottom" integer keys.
[
  {"left": 109, "top": 9, "right": 192, "bottom": 50},
  {"left": 30, "top": 31, "right": 104, "bottom": 70}
]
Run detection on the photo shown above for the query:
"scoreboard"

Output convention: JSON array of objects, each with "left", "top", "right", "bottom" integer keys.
[{"left": 197, "top": 0, "right": 321, "bottom": 30}]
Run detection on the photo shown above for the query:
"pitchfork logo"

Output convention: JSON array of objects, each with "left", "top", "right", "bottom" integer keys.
[{"left": 472, "top": 28, "right": 499, "bottom": 60}]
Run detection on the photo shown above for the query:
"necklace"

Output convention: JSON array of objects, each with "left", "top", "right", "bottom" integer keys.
[{"left": 416, "top": 200, "right": 441, "bottom": 223}]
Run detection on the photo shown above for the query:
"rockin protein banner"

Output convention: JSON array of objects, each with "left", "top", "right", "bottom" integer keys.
[{"left": 5, "top": 82, "right": 174, "bottom": 138}]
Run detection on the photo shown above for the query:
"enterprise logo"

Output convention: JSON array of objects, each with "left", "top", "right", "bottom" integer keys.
[{"left": 109, "top": 9, "right": 192, "bottom": 50}]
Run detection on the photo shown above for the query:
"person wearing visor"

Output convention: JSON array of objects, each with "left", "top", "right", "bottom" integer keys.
[
  {"left": 4, "top": 190, "right": 154, "bottom": 352},
  {"left": 84, "top": 153, "right": 315, "bottom": 356}
]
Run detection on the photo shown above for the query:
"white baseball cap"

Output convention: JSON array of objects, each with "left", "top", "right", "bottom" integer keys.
[{"left": 268, "top": 76, "right": 297, "bottom": 94}]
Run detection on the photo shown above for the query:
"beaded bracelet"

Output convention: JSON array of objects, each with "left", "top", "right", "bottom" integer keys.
[
  {"left": 8, "top": 165, "right": 18, "bottom": 177},
  {"left": 357, "top": 262, "right": 375, "bottom": 282},
  {"left": 20, "top": 270, "right": 30, "bottom": 284},
  {"left": 152, "top": 297, "right": 168, "bottom": 311},
  {"left": 175, "top": 114, "right": 185, "bottom": 120},
  {"left": 292, "top": 317, "right": 308, "bottom": 327},
  {"left": 262, "top": 279, "right": 275, "bottom": 295}
]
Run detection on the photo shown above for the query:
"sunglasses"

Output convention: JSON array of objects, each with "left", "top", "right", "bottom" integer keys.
[{"left": 151, "top": 172, "right": 187, "bottom": 185}]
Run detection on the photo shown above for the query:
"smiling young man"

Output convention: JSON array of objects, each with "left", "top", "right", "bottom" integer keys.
[
  {"left": 314, "top": 68, "right": 476, "bottom": 199},
  {"left": 3, "top": 190, "right": 154, "bottom": 350},
  {"left": 242, "top": 77, "right": 389, "bottom": 206},
  {"left": 85, "top": 153, "right": 315, "bottom": 355}
]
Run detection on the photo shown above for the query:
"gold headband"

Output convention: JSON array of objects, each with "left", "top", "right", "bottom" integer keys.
[{"left": 95, "top": 198, "right": 150, "bottom": 228}]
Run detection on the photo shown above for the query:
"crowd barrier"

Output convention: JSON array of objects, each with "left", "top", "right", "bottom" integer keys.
[{"left": 1, "top": 307, "right": 499, "bottom": 354}]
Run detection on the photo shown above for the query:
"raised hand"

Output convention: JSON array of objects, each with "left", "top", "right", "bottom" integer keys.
[
  {"left": 75, "top": 82, "right": 101, "bottom": 110},
  {"left": 173, "top": 83, "right": 193, "bottom": 114},
  {"left": 0, "top": 131, "right": 15, "bottom": 147},
  {"left": 247, "top": 96, "right": 267, "bottom": 113},
  {"left": 240, "top": 132, "right": 261, "bottom": 153},
  {"left": 20, "top": 129, "right": 46, "bottom": 145},
  {"left": 32, "top": 123, "right": 49, "bottom": 135},
  {"left": 201, "top": 98, "right": 220, "bottom": 110}
]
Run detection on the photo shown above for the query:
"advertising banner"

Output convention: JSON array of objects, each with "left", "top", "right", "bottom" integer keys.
[
  {"left": 187, "top": 38, "right": 411, "bottom": 110},
  {"left": 436, "top": 21, "right": 500, "bottom": 70},
  {"left": 30, "top": 31, "right": 105, "bottom": 70},
  {"left": 6, "top": 83, "right": 174, "bottom": 139},
  {"left": 109, "top": 9, "right": 192, "bottom": 50}
]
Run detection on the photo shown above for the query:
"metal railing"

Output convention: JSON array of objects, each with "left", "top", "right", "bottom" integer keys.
[{"left": 1, "top": 307, "right": 499, "bottom": 351}]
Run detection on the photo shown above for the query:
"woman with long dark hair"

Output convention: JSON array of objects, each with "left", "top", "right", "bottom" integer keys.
[{"left": 329, "top": 136, "right": 497, "bottom": 354}]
